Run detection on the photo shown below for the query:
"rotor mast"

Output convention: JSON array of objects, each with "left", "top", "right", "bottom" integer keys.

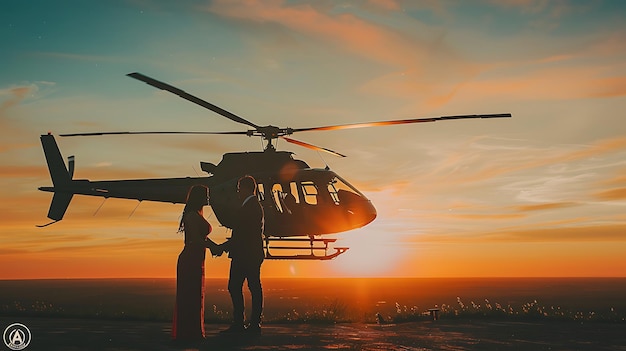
[{"left": 247, "top": 126, "right": 295, "bottom": 152}]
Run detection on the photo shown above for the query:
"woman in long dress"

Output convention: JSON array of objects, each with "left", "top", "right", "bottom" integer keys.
[{"left": 172, "top": 184, "right": 219, "bottom": 341}]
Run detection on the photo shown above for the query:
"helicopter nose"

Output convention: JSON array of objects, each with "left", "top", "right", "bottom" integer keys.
[
  {"left": 361, "top": 199, "right": 377, "bottom": 225},
  {"left": 347, "top": 197, "right": 377, "bottom": 229}
]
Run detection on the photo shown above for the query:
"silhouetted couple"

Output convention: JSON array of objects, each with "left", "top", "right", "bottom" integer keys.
[{"left": 172, "top": 175, "right": 265, "bottom": 341}]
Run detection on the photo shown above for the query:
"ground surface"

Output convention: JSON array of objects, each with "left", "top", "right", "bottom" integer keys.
[{"left": 2, "top": 317, "right": 625, "bottom": 351}]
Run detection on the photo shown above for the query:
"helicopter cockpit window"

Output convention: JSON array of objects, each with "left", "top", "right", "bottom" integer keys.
[
  {"left": 327, "top": 177, "right": 360, "bottom": 205},
  {"left": 301, "top": 181, "right": 318, "bottom": 205}
]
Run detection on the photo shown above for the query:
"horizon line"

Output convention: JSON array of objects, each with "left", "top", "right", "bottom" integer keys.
[{"left": 2, "top": 276, "right": 625, "bottom": 281}]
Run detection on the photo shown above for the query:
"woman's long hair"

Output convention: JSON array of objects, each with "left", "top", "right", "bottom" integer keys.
[{"left": 178, "top": 185, "right": 208, "bottom": 232}]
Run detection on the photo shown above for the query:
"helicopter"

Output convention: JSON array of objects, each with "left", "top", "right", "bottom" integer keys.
[{"left": 39, "top": 72, "right": 511, "bottom": 260}]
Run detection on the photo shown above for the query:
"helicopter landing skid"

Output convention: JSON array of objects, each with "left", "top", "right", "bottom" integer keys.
[{"left": 264, "top": 237, "right": 348, "bottom": 260}]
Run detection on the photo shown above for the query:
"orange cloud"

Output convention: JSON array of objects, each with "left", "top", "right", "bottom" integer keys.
[
  {"left": 159, "top": 136, "right": 236, "bottom": 156},
  {"left": 0, "top": 86, "right": 34, "bottom": 112},
  {"left": 442, "top": 136, "right": 626, "bottom": 185},
  {"left": 515, "top": 202, "right": 578, "bottom": 212},
  {"left": 0, "top": 190, "right": 183, "bottom": 232},
  {"left": 1, "top": 82, "right": 56, "bottom": 115},
  {"left": 594, "top": 188, "right": 626, "bottom": 201},
  {"left": 0, "top": 165, "right": 47, "bottom": 178},
  {"left": 1, "top": 85, "right": 37, "bottom": 151},
  {"left": 460, "top": 68, "right": 626, "bottom": 102},
  {"left": 207, "top": 0, "right": 413, "bottom": 67},
  {"left": 206, "top": 0, "right": 479, "bottom": 109},
  {"left": 1, "top": 82, "right": 58, "bottom": 156},
  {"left": 601, "top": 173, "right": 626, "bottom": 186},
  {"left": 431, "top": 212, "right": 526, "bottom": 221},
  {"left": 460, "top": 30, "right": 626, "bottom": 101},
  {"left": 35, "top": 237, "right": 177, "bottom": 256},
  {"left": 367, "top": 0, "right": 400, "bottom": 11},
  {"left": 71, "top": 166, "right": 166, "bottom": 181},
  {"left": 489, "top": 224, "right": 626, "bottom": 243},
  {"left": 413, "top": 223, "right": 626, "bottom": 243}
]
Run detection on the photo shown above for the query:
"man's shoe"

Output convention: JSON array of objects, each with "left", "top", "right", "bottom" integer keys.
[
  {"left": 220, "top": 324, "right": 245, "bottom": 334},
  {"left": 245, "top": 323, "right": 262, "bottom": 334}
]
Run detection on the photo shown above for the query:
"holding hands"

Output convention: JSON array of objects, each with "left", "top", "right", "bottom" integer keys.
[{"left": 206, "top": 239, "right": 228, "bottom": 257}]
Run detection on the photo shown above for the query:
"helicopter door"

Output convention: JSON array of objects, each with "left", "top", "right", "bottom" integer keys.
[
  {"left": 281, "top": 182, "right": 299, "bottom": 215},
  {"left": 271, "top": 183, "right": 285, "bottom": 213},
  {"left": 300, "top": 181, "right": 318, "bottom": 205},
  {"left": 268, "top": 183, "right": 300, "bottom": 215}
]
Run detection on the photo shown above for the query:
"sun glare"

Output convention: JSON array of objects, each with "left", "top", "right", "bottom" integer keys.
[{"left": 334, "top": 227, "right": 404, "bottom": 277}]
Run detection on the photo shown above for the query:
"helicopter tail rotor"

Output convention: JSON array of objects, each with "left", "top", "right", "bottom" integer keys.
[{"left": 39, "top": 134, "right": 75, "bottom": 222}]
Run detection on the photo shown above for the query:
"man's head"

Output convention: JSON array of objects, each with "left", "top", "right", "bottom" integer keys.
[{"left": 237, "top": 175, "right": 257, "bottom": 199}]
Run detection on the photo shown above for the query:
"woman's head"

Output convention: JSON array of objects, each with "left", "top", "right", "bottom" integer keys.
[
  {"left": 184, "top": 185, "right": 209, "bottom": 213},
  {"left": 179, "top": 185, "right": 209, "bottom": 233}
]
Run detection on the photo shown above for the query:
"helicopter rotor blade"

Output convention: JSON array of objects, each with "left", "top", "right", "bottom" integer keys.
[
  {"left": 281, "top": 137, "right": 347, "bottom": 158},
  {"left": 127, "top": 72, "right": 260, "bottom": 129},
  {"left": 291, "top": 113, "right": 511, "bottom": 133},
  {"left": 60, "top": 131, "right": 249, "bottom": 137}
]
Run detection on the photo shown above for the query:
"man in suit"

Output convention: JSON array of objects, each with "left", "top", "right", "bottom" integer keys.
[{"left": 221, "top": 175, "right": 265, "bottom": 333}]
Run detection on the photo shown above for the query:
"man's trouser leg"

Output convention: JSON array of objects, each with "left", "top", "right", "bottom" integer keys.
[
  {"left": 228, "top": 261, "right": 246, "bottom": 325},
  {"left": 247, "top": 261, "right": 263, "bottom": 325}
]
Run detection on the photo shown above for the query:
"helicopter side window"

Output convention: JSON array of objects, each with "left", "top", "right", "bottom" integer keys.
[
  {"left": 271, "top": 184, "right": 284, "bottom": 213},
  {"left": 257, "top": 183, "right": 266, "bottom": 202},
  {"left": 289, "top": 182, "right": 300, "bottom": 203},
  {"left": 301, "top": 181, "right": 318, "bottom": 205}
]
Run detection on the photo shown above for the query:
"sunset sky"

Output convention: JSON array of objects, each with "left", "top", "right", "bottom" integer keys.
[{"left": 1, "top": 0, "right": 625, "bottom": 279}]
